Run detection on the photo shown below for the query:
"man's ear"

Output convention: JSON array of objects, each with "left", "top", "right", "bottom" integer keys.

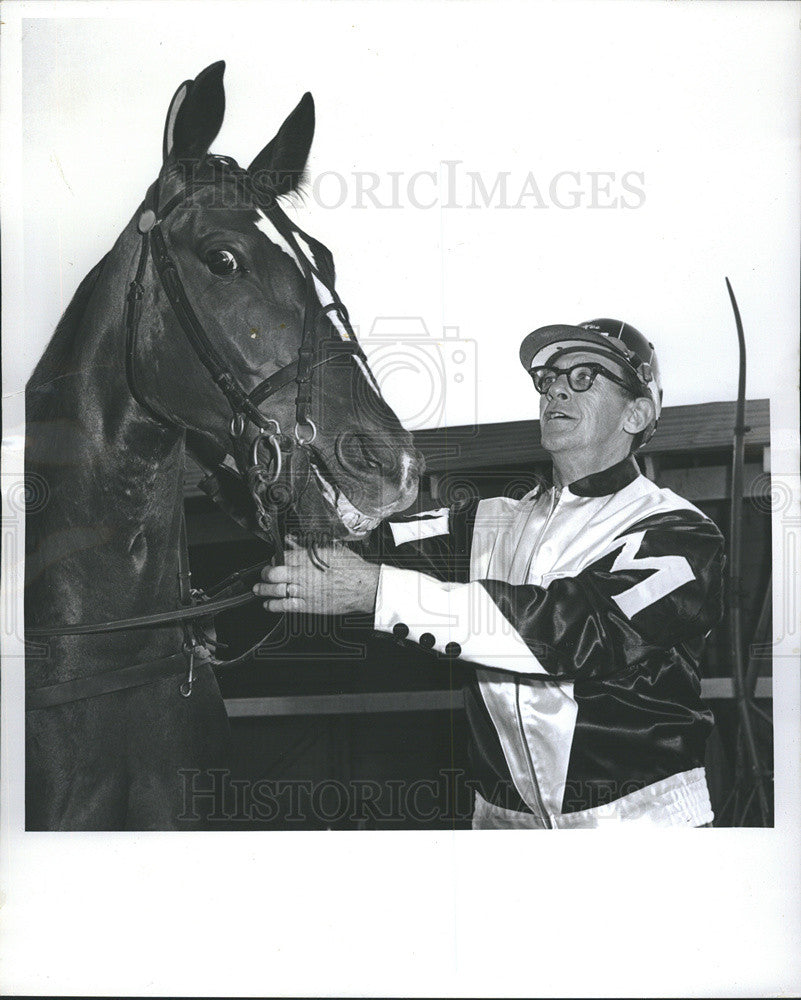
[{"left": 624, "top": 396, "right": 655, "bottom": 436}]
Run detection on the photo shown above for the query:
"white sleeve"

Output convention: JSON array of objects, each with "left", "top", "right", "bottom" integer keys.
[{"left": 373, "top": 564, "right": 548, "bottom": 676}]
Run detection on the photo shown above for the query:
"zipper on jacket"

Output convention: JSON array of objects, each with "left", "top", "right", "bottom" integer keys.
[
  {"left": 515, "top": 678, "right": 553, "bottom": 828},
  {"left": 512, "top": 484, "right": 561, "bottom": 827},
  {"left": 530, "top": 486, "right": 561, "bottom": 569}
]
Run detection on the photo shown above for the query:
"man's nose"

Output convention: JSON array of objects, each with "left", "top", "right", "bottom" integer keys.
[{"left": 546, "top": 375, "right": 572, "bottom": 400}]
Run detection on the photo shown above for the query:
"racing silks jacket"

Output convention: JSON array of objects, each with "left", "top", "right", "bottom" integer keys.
[{"left": 371, "top": 456, "right": 724, "bottom": 828}]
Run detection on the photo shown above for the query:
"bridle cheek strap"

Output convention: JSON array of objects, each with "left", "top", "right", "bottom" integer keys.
[
  {"left": 125, "top": 174, "right": 363, "bottom": 443},
  {"left": 123, "top": 166, "right": 374, "bottom": 556},
  {"left": 27, "top": 167, "right": 372, "bottom": 705}
]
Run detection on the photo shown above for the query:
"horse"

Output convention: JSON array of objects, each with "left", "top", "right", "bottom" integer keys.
[{"left": 24, "top": 61, "right": 422, "bottom": 831}]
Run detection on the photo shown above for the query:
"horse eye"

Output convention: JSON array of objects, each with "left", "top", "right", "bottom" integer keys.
[{"left": 204, "top": 248, "right": 240, "bottom": 276}]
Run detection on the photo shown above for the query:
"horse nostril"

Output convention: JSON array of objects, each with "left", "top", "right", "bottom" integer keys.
[
  {"left": 335, "top": 432, "right": 394, "bottom": 476},
  {"left": 361, "top": 439, "right": 388, "bottom": 470},
  {"left": 335, "top": 432, "right": 365, "bottom": 475}
]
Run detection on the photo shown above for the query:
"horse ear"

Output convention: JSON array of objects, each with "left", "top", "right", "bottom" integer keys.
[
  {"left": 248, "top": 92, "right": 315, "bottom": 196},
  {"left": 163, "top": 61, "right": 226, "bottom": 164}
]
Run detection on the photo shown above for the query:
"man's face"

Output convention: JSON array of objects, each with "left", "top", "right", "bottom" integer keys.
[{"left": 537, "top": 349, "right": 638, "bottom": 457}]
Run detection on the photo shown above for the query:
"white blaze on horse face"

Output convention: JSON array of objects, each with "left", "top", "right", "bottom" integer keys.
[
  {"left": 293, "top": 232, "right": 353, "bottom": 344},
  {"left": 254, "top": 209, "right": 303, "bottom": 271},
  {"left": 353, "top": 355, "right": 383, "bottom": 399},
  {"left": 296, "top": 238, "right": 384, "bottom": 399},
  {"left": 254, "top": 211, "right": 383, "bottom": 399},
  {"left": 399, "top": 449, "right": 414, "bottom": 489},
  {"left": 312, "top": 274, "right": 352, "bottom": 342},
  {"left": 291, "top": 235, "right": 384, "bottom": 398},
  {"left": 292, "top": 232, "right": 317, "bottom": 270}
]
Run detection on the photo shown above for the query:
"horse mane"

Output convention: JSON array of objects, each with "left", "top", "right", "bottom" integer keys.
[
  {"left": 277, "top": 170, "right": 311, "bottom": 211},
  {"left": 27, "top": 253, "right": 110, "bottom": 409}
]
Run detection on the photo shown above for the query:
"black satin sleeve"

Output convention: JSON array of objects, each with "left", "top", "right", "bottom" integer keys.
[
  {"left": 480, "top": 509, "right": 725, "bottom": 680},
  {"left": 360, "top": 497, "right": 479, "bottom": 584}
]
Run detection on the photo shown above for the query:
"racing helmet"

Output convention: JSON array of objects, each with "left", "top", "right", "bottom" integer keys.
[{"left": 519, "top": 317, "right": 663, "bottom": 442}]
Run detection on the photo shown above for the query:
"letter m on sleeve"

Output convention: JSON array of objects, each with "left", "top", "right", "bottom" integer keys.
[{"left": 607, "top": 530, "right": 695, "bottom": 619}]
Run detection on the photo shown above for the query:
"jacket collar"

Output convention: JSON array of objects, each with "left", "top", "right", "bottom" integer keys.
[{"left": 564, "top": 455, "right": 641, "bottom": 498}]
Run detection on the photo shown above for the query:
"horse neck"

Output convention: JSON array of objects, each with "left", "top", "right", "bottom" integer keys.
[{"left": 26, "top": 226, "right": 188, "bottom": 630}]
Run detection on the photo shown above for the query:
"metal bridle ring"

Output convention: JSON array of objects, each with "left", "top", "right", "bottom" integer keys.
[
  {"left": 230, "top": 413, "right": 246, "bottom": 438},
  {"left": 261, "top": 418, "right": 281, "bottom": 437},
  {"left": 294, "top": 418, "right": 317, "bottom": 446},
  {"left": 251, "top": 432, "right": 283, "bottom": 484}
]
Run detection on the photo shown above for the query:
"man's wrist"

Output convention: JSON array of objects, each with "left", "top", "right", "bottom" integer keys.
[
  {"left": 361, "top": 562, "right": 380, "bottom": 616},
  {"left": 372, "top": 563, "right": 391, "bottom": 630}
]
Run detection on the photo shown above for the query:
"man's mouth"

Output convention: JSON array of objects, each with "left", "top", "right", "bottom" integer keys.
[
  {"left": 545, "top": 409, "right": 575, "bottom": 422},
  {"left": 310, "top": 461, "right": 381, "bottom": 537}
]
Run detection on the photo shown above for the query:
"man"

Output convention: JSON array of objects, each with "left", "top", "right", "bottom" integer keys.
[{"left": 254, "top": 318, "right": 724, "bottom": 828}]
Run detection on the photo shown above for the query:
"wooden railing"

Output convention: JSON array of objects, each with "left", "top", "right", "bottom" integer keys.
[
  {"left": 224, "top": 677, "right": 773, "bottom": 718},
  {"left": 413, "top": 398, "right": 769, "bottom": 471}
]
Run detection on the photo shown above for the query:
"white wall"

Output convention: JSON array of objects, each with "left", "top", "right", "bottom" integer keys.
[{"left": 9, "top": 0, "right": 800, "bottom": 432}]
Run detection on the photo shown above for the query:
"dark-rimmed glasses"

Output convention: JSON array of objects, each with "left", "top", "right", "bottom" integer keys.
[{"left": 529, "top": 362, "right": 639, "bottom": 396}]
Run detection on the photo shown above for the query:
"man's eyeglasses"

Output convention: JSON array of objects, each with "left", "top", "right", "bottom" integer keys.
[{"left": 529, "top": 362, "right": 639, "bottom": 396}]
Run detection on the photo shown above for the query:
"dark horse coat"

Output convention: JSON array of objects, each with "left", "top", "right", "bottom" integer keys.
[{"left": 25, "top": 62, "right": 421, "bottom": 831}]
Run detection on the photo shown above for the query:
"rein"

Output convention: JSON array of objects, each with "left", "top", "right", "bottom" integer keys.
[{"left": 26, "top": 158, "right": 363, "bottom": 708}]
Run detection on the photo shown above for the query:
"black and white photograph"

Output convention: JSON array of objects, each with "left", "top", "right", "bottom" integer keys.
[{"left": 1, "top": 1, "right": 799, "bottom": 996}]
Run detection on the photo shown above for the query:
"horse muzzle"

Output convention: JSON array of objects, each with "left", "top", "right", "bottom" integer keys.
[{"left": 330, "top": 430, "right": 423, "bottom": 517}]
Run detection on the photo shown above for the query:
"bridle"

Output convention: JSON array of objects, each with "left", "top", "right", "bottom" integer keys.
[
  {"left": 26, "top": 156, "right": 366, "bottom": 706},
  {"left": 126, "top": 155, "right": 363, "bottom": 537}
]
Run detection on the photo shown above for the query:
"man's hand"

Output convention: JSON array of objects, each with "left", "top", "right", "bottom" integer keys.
[{"left": 253, "top": 539, "right": 380, "bottom": 616}]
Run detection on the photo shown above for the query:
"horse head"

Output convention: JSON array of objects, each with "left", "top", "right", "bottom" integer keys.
[{"left": 126, "top": 61, "right": 422, "bottom": 542}]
